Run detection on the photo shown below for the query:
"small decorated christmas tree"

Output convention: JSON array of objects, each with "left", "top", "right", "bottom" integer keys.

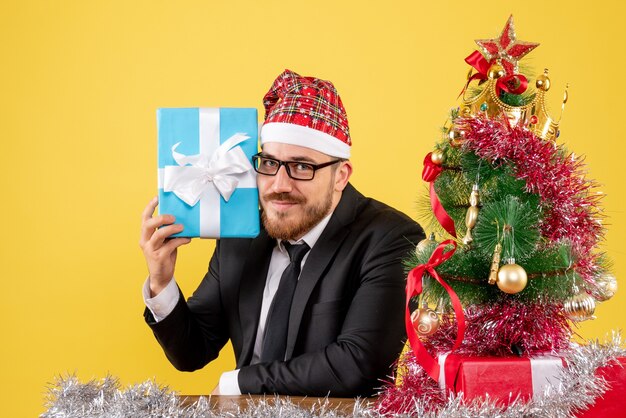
[{"left": 378, "top": 15, "right": 620, "bottom": 415}]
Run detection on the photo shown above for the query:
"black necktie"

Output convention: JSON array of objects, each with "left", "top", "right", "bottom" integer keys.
[{"left": 261, "top": 241, "right": 310, "bottom": 363}]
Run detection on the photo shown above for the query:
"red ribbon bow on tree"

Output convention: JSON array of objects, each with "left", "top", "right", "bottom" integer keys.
[
  {"left": 405, "top": 240, "right": 465, "bottom": 381},
  {"left": 422, "top": 153, "right": 456, "bottom": 238},
  {"left": 459, "top": 50, "right": 529, "bottom": 98}
]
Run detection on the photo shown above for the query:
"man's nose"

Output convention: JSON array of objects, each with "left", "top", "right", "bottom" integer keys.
[{"left": 271, "top": 165, "right": 293, "bottom": 193}]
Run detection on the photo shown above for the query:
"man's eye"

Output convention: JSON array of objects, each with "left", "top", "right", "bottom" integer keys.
[
  {"left": 294, "top": 163, "right": 313, "bottom": 172},
  {"left": 263, "top": 159, "right": 279, "bottom": 168}
]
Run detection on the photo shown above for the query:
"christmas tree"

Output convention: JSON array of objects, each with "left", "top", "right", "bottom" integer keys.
[{"left": 377, "top": 16, "right": 620, "bottom": 415}]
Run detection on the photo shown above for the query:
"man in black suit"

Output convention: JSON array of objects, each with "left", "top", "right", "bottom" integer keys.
[{"left": 140, "top": 69, "right": 424, "bottom": 396}]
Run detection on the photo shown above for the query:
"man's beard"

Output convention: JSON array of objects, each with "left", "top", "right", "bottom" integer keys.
[{"left": 261, "top": 188, "right": 333, "bottom": 241}]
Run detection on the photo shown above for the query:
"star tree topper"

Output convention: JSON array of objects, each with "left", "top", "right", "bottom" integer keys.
[{"left": 475, "top": 15, "right": 539, "bottom": 76}]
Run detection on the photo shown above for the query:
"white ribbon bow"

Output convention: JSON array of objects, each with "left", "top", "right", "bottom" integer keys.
[{"left": 163, "top": 133, "right": 253, "bottom": 205}]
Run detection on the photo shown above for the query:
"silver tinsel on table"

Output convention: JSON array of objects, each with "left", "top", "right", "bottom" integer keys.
[
  {"left": 40, "top": 376, "right": 378, "bottom": 418},
  {"left": 41, "top": 335, "right": 625, "bottom": 418}
]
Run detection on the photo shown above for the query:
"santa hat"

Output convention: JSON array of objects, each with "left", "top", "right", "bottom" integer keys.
[{"left": 260, "top": 69, "right": 351, "bottom": 158}]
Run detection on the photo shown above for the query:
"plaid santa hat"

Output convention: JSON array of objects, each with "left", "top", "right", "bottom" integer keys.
[{"left": 260, "top": 69, "right": 351, "bottom": 158}]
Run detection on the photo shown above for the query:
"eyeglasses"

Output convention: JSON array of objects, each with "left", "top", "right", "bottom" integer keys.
[{"left": 252, "top": 153, "right": 342, "bottom": 181}]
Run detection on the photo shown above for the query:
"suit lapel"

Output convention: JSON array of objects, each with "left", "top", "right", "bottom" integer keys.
[
  {"left": 237, "top": 229, "right": 275, "bottom": 367},
  {"left": 285, "top": 184, "right": 363, "bottom": 360}
]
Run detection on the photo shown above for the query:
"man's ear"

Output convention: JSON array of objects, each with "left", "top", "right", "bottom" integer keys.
[{"left": 334, "top": 160, "right": 352, "bottom": 192}]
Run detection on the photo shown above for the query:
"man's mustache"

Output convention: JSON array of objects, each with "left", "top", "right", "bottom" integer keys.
[{"left": 262, "top": 192, "right": 306, "bottom": 204}]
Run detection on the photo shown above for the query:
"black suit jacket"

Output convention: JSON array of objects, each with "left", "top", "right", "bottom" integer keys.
[{"left": 145, "top": 183, "right": 424, "bottom": 396}]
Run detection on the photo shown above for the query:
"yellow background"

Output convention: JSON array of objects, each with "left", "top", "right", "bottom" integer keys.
[{"left": 1, "top": 1, "right": 624, "bottom": 416}]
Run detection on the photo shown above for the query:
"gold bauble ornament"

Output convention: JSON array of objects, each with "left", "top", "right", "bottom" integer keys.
[
  {"left": 536, "top": 69, "right": 551, "bottom": 91},
  {"left": 415, "top": 233, "right": 437, "bottom": 255},
  {"left": 447, "top": 128, "right": 466, "bottom": 147},
  {"left": 496, "top": 261, "right": 528, "bottom": 294},
  {"left": 430, "top": 150, "right": 444, "bottom": 165},
  {"left": 594, "top": 274, "right": 618, "bottom": 302},
  {"left": 488, "top": 64, "right": 505, "bottom": 80},
  {"left": 563, "top": 292, "right": 596, "bottom": 321},
  {"left": 411, "top": 307, "right": 440, "bottom": 337}
]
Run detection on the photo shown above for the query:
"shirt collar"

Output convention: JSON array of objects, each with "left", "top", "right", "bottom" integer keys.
[{"left": 277, "top": 211, "right": 333, "bottom": 253}]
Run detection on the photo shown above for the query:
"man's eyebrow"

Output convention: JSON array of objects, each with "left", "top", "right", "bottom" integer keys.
[
  {"left": 260, "top": 153, "right": 318, "bottom": 164},
  {"left": 288, "top": 155, "right": 318, "bottom": 163}
]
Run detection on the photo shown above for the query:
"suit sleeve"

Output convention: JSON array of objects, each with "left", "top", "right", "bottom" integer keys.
[
  {"left": 144, "top": 241, "right": 230, "bottom": 372},
  {"left": 237, "top": 218, "right": 424, "bottom": 397}
]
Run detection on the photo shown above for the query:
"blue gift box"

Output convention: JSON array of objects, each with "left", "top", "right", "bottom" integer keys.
[{"left": 157, "top": 108, "right": 260, "bottom": 238}]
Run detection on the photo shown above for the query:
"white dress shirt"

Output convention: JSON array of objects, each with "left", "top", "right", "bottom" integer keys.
[{"left": 143, "top": 213, "right": 333, "bottom": 394}]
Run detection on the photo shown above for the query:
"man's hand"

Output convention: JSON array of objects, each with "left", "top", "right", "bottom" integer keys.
[{"left": 139, "top": 197, "right": 191, "bottom": 297}]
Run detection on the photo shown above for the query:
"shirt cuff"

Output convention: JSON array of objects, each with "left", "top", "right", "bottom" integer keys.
[
  {"left": 142, "top": 277, "right": 179, "bottom": 322},
  {"left": 218, "top": 369, "right": 241, "bottom": 395}
]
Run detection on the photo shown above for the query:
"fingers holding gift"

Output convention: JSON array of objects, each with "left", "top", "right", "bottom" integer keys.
[
  {"left": 149, "top": 223, "right": 185, "bottom": 247},
  {"left": 142, "top": 230, "right": 190, "bottom": 289},
  {"left": 139, "top": 197, "right": 193, "bottom": 296},
  {"left": 140, "top": 200, "right": 180, "bottom": 247},
  {"left": 141, "top": 196, "right": 159, "bottom": 222},
  {"left": 145, "top": 233, "right": 190, "bottom": 264},
  {"left": 144, "top": 213, "right": 176, "bottom": 232},
  {"left": 140, "top": 197, "right": 162, "bottom": 244},
  {"left": 161, "top": 237, "right": 192, "bottom": 254}
]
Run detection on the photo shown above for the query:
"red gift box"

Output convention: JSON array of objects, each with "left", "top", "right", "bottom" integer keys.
[
  {"left": 438, "top": 354, "right": 626, "bottom": 414},
  {"left": 576, "top": 357, "right": 626, "bottom": 418},
  {"left": 438, "top": 353, "right": 565, "bottom": 405}
]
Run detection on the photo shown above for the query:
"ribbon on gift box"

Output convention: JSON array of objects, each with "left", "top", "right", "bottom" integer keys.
[
  {"left": 163, "top": 132, "right": 253, "bottom": 205},
  {"left": 437, "top": 353, "right": 565, "bottom": 403}
]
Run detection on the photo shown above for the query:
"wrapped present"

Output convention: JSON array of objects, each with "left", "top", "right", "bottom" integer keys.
[
  {"left": 438, "top": 353, "right": 565, "bottom": 405},
  {"left": 577, "top": 357, "right": 626, "bottom": 417},
  {"left": 157, "top": 107, "right": 260, "bottom": 238}
]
